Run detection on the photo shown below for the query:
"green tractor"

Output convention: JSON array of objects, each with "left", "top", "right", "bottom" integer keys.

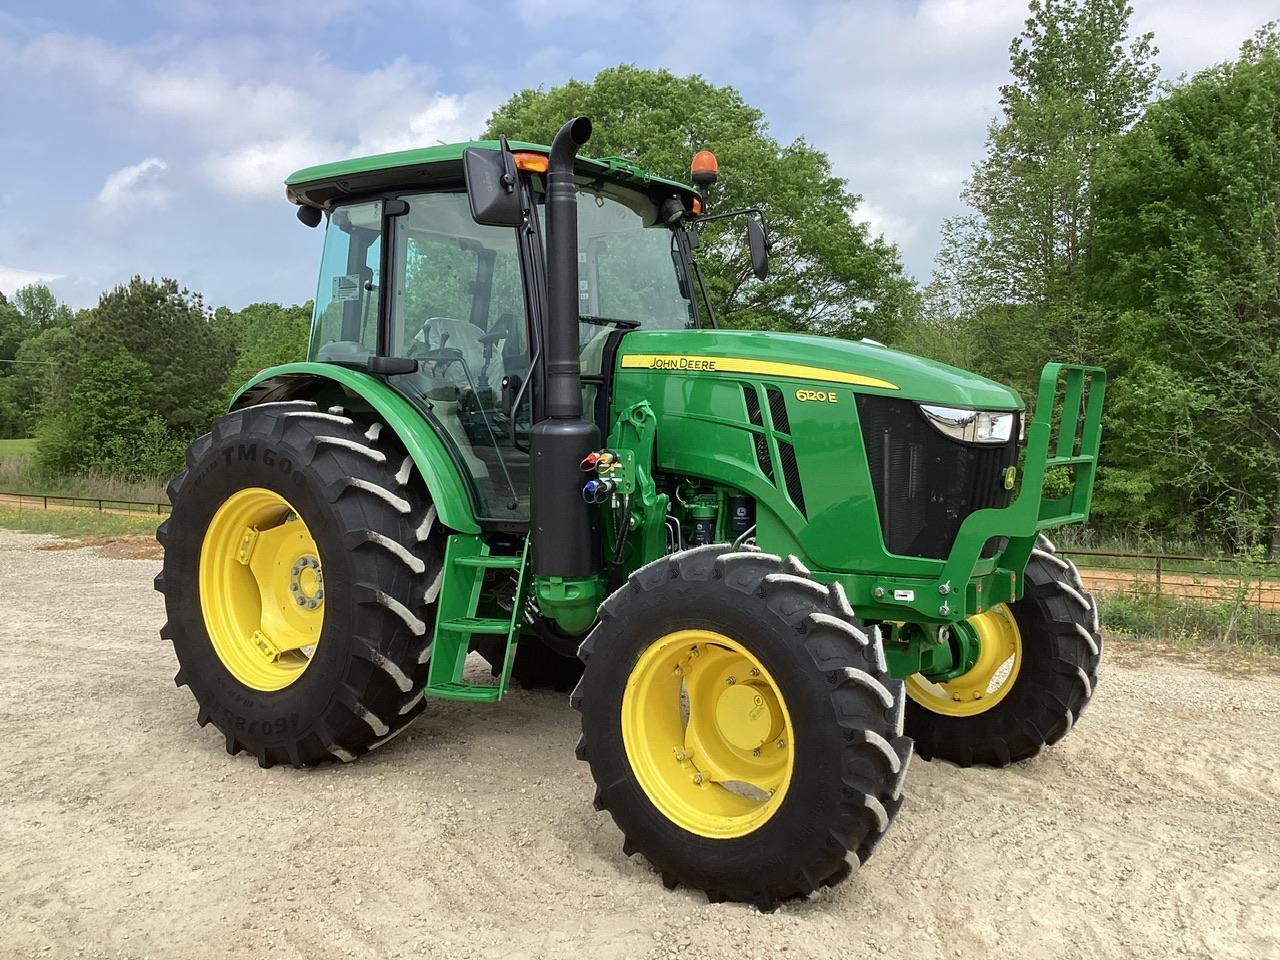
[{"left": 157, "top": 117, "right": 1105, "bottom": 908}]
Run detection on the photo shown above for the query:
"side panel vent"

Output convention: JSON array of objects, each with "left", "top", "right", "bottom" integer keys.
[
  {"left": 778, "top": 440, "right": 806, "bottom": 516},
  {"left": 766, "top": 387, "right": 791, "bottom": 434},
  {"left": 747, "top": 386, "right": 773, "bottom": 481},
  {"left": 743, "top": 385, "right": 764, "bottom": 426},
  {"left": 743, "top": 384, "right": 775, "bottom": 482},
  {"left": 753, "top": 435, "right": 775, "bottom": 482}
]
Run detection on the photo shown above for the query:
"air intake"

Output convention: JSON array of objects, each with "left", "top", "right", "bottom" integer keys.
[
  {"left": 767, "top": 387, "right": 790, "bottom": 434},
  {"left": 742, "top": 385, "right": 774, "bottom": 482},
  {"left": 779, "top": 440, "right": 806, "bottom": 516}
]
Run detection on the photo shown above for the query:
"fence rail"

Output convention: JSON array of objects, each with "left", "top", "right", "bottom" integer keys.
[
  {"left": 0, "top": 490, "right": 171, "bottom": 516},
  {"left": 0, "top": 490, "right": 1275, "bottom": 612},
  {"left": 1060, "top": 547, "right": 1280, "bottom": 612}
]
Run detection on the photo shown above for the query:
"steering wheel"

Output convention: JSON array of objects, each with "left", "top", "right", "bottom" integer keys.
[{"left": 406, "top": 317, "right": 467, "bottom": 362}]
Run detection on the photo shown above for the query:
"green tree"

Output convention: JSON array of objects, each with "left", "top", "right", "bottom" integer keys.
[
  {"left": 0, "top": 292, "right": 37, "bottom": 437},
  {"left": 37, "top": 277, "right": 234, "bottom": 475},
  {"left": 0, "top": 291, "right": 34, "bottom": 360},
  {"left": 0, "top": 285, "right": 77, "bottom": 437},
  {"left": 934, "top": 0, "right": 1157, "bottom": 394},
  {"left": 7, "top": 325, "right": 73, "bottom": 437},
  {"left": 1085, "top": 26, "right": 1280, "bottom": 552},
  {"left": 223, "top": 301, "right": 313, "bottom": 391},
  {"left": 74, "top": 277, "right": 234, "bottom": 435},
  {"left": 484, "top": 65, "right": 915, "bottom": 341},
  {"left": 36, "top": 351, "right": 158, "bottom": 477},
  {"left": 13, "top": 283, "right": 73, "bottom": 329}
]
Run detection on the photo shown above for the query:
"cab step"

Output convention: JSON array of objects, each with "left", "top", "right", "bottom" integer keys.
[
  {"left": 424, "top": 534, "right": 529, "bottom": 703},
  {"left": 438, "top": 617, "right": 511, "bottom": 635},
  {"left": 454, "top": 555, "right": 524, "bottom": 569},
  {"left": 425, "top": 681, "right": 504, "bottom": 703}
]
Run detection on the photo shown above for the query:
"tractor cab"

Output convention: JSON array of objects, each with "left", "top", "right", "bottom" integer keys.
[{"left": 287, "top": 138, "right": 714, "bottom": 525}]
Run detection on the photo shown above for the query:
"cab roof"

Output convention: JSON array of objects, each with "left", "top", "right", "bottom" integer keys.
[{"left": 285, "top": 139, "right": 699, "bottom": 211}]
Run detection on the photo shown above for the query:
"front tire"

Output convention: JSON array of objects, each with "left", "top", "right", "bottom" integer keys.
[
  {"left": 156, "top": 401, "right": 444, "bottom": 767},
  {"left": 573, "top": 544, "right": 911, "bottom": 909},
  {"left": 905, "top": 535, "right": 1102, "bottom": 767}
]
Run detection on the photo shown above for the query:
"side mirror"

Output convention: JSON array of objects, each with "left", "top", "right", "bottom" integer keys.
[
  {"left": 747, "top": 217, "right": 770, "bottom": 280},
  {"left": 464, "top": 135, "right": 524, "bottom": 227}
]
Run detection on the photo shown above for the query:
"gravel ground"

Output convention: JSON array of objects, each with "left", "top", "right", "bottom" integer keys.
[{"left": 1, "top": 527, "right": 1278, "bottom": 960}]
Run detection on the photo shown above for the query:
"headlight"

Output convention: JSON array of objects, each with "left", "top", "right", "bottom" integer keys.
[{"left": 918, "top": 404, "right": 1016, "bottom": 444}]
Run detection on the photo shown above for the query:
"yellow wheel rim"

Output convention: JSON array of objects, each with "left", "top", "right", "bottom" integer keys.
[
  {"left": 199, "top": 488, "right": 324, "bottom": 692},
  {"left": 905, "top": 604, "right": 1022, "bottom": 717},
  {"left": 621, "top": 629, "right": 794, "bottom": 839}
]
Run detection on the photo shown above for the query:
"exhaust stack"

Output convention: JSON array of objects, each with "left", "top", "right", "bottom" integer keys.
[{"left": 531, "top": 116, "right": 601, "bottom": 578}]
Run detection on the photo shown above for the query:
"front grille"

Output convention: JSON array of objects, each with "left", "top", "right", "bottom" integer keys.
[{"left": 856, "top": 395, "right": 1018, "bottom": 560}]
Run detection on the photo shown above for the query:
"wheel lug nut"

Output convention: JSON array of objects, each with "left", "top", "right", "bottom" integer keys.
[{"left": 726, "top": 676, "right": 736, "bottom": 685}]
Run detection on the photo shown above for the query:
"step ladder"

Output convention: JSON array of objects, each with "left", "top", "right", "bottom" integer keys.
[{"left": 424, "top": 534, "right": 530, "bottom": 702}]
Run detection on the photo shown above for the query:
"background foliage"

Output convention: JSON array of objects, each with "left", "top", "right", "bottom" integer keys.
[
  {"left": 0, "top": 5, "right": 1275, "bottom": 556},
  {"left": 485, "top": 65, "right": 917, "bottom": 344}
]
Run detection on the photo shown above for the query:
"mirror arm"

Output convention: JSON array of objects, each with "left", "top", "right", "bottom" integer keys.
[
  {"left": 694, "top": 206, "right": 772, "bottom": 243},
  {"left": 689, "top": 256, "right": 718, "bottom": 329}
]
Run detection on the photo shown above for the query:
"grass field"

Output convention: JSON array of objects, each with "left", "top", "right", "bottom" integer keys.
[
  {"left": 0, "top": 437, "right": 170, "bottom": 505},
  {"left": 0, "top": 438, "right": 37, "bottom": 460},
  {"left": 0, "top": 505, "right": 161, "bottom": 538}
]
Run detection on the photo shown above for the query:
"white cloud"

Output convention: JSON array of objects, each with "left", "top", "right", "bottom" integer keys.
[
  {"left": 95, "top": 157, "right": 171, "bottom": 215},
  {"left": 12, "top": 34, "right": 499, "bottom": 201},
  {"left": 690, "top": 0, "right": 1277, "bottom": 278},
  {"left": 198, "top": 90, "right": 496, "bottom": 199},
  {"left": 161, "top": 0, "right": 362, "bottom": 29},
  {"left": 2, "top": 0, "right": 1276, "bottom": 312},
  {"left": 0, "top": 265, "right": 65, "bottom": 294},
  {"left": 855, "top": 200, "right": 919, "bottom": 247},
  {"left": 356, "top": 92, "right": 493, "bottom": 155},
  {"left": 1134, "top": 1, "right": 1276, "bottom": 77},
  {"left": 516, "top": 0, "right": 625, "bottom": 25},
  {"left": 201, "top": 136, "right": 339, "bottom": 200}
]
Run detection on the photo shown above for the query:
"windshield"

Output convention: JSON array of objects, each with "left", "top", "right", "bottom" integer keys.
[{"left": 536, "top": 179, "right": 696, "bottom": 332}]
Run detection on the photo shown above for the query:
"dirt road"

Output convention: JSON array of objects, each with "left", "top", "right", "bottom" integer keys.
[
  {"left": 1077, "top": 566, "right": 1280, "bottom": 611},
  {"left": 2, "top": 527, "right": 1277, "bottom": 960}
]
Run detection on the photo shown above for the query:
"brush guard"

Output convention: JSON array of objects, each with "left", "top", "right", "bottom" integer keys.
[{"left": 835, "top": 363, "right": 1107, "bottom": 623}]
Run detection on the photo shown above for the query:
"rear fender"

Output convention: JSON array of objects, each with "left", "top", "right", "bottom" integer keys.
[{"left": 229, "top": 362, "right": 480, "bottom": 534}]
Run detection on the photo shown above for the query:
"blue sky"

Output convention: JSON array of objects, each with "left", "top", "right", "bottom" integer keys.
[{"left": 0, "top": 0, "right": 1273, "bottom": 310}]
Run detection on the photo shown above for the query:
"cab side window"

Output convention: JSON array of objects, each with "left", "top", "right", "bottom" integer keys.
[{"left": 308, "top": 200, "right": 383, "bottom": 363}]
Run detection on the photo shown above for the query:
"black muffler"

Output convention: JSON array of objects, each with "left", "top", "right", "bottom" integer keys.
[{"left": 531, "top": 116, "right": 600, "bottom": 578}]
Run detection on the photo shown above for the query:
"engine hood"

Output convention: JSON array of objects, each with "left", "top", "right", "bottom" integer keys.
[{"left": 615, "top": 329, "right": 1023, "bottom": 410}]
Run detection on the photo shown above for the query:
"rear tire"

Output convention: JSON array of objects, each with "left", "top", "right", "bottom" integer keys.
[
  {"left": 573, "top": 544, "right": 911, "bottom": 909},
  {"left": 156, "top": 401, "right": 444, "bottom": 767},
  {"left": 905, "top": 535, "right": 1102, "bottom": 767}
]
